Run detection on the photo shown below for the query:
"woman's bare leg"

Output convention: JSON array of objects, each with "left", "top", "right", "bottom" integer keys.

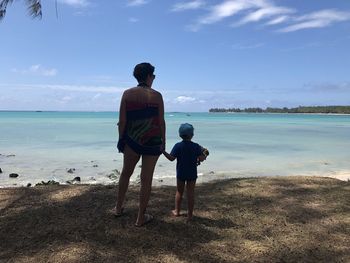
[
  {"left": 135, "top": 154, "right": 159, "bottom": 225},
  {"left": 115, "top": 145, "right": 140, "bottom": 213},
  {"left": 186, "top": 180, "right": 196, "bottom": 221},
  {"left": 172, "top": 179, "right": 185, "bottom": 216}
]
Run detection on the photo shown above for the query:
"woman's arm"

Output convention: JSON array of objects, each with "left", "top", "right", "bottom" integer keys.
[
  {"left": 158, "top": 93, "right": 166, "bottom": 151},
  {"left": 118, "top": 92, "right": 127, "bottom": 139}
]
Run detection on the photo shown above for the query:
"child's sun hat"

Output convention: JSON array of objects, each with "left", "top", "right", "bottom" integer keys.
[{"left": 179, "top": 123, "right": 194, "bottom": 136}]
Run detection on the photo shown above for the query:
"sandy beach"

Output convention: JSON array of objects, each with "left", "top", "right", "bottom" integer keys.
[{"left": 1, "top": 176, "right": 349, "bottom": 263}]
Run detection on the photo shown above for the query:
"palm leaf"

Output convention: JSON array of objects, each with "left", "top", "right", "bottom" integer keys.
[
  {"left": 0, "top": 0, "right": 42, "bottom": 20},
  {"left": 26, "top": 0, "right": 42, "bottom": 19}
]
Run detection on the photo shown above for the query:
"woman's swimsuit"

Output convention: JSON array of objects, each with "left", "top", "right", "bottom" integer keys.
[{"left": 118, "top": 100, "right": 162, "bottom": 156}]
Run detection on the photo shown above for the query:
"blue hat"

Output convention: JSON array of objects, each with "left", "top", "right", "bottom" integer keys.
[{"left": 179, "top": 123, "right": 194, "bottom": 136}]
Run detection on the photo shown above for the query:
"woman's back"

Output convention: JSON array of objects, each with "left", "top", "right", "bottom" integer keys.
[{"left": 122, "top": 87, "right": 163, "bottom": 154}]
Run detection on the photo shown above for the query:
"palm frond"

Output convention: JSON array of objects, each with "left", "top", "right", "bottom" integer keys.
[
  {"left": 26, "top": 0, "right": 42, "bottom": 19},
  {"left": 0, "top": 0, "right": 42, "bottom": 21},
  {"left": 0, "top": 0, "right": 14, "bottom": 20}
]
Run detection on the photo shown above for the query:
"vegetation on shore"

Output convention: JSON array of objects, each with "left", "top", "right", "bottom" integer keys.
[
  {"left": 209, "top": 106, "right": 350, "bottom": 114},
  {"left": 0, "top": 176, "right": 349, "bottom": 262}
]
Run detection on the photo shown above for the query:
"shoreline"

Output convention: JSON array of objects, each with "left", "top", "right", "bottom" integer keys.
[{"left": 1, "top": 171, "right": 349, "bottom": 189}]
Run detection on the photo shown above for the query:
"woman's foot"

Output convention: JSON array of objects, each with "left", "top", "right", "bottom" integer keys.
[
  {"left": 171, "top": 210, "right": 181, "bottom": 217},
  {"left": 111, "top": 207, "right": 125, "bottom": 217},
  {"left": 135, "top": 214, "right": 154, "bottom": 227}
]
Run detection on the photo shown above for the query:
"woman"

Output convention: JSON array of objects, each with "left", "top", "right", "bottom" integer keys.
[{"left": 113, "top": 62, "right": 166, "bottom": 227}]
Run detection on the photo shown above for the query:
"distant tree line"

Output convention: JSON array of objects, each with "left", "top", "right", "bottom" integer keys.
[{"left": 209, "top": 106, "right": 350, "bottom": 114}]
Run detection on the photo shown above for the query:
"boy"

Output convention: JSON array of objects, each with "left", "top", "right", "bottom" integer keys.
[{"left": 162, "top": 123, "right": 208, "bottom": 221}]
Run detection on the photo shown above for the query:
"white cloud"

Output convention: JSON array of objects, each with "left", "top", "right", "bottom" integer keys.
[
  {"left": 235, "top": 6, "right": 294, "bottom": 26},
  {"left": 61, "top": 96, "right": 73, "bottom": 102},
  {"left": 128, "top": 17, "right": 139, "bottom": 23},
  {"left": 171, "top": 0, "right": 205, "bottom": 12},
  {"left": 12, "top": 64, "right": 58, "bottom": 77},
  {"left": 280, "top": 9, "right": 350, "bottom": 32},
  {"left": 3, "top": 84, "right": 126, "bottom": 94},
  {"left": 44, "top": 84, "right": 125, "bottom": 93},
  {"left": 265, "top": 15, "right": 289, "bottom": 25},
  {"left": 189, "top": 0, "right": 293, "bottom": 31},
  {"left": 185, "top": 1, "right": 350, "bottom": 33},
  {"left": 175, "top": 96, "right": 196, "bottom": 103},
  {"left": 58, "top": 0, "right": 89, "bottom": 7},
  {"left": 231, "top": 43, "right": 264, "bottom": 50},
  {"left": 198, "top": 0, "right": 253, "bottom": 25},
  {"left": 127, "top": 0, "right": 148, "bottom": 7},
  {"left": 92, "top": 93, "right": 101, "bottom": 100}
]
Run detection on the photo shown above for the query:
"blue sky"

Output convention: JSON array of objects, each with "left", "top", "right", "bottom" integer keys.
[{"left": 1, "top": 0, "right": 350, "bottom": 111}]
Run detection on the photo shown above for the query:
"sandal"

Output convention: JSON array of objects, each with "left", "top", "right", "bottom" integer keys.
[{"left": 135, "top": 214, "right": 154, "bottom": 227}]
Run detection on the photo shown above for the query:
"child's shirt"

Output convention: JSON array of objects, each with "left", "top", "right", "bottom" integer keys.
[{"left": 170, "top": 140, "right": 203, "bottom": 181}]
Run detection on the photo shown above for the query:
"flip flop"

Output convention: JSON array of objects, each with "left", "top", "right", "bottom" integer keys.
[
  {"left": 135, "top": 214, "right": 154, "bottom": 227},
  {"left": 111, "top": 207, "right": 125, "bottom": 217}
]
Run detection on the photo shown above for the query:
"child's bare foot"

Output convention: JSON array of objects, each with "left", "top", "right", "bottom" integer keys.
[{"left": 171, "top": 210, "right": 181, "bottom": 217}]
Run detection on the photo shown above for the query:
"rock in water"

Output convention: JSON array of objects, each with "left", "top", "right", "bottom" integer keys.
[
  {"left": 107, "top": 173, "right": 118, "bottom": 180},
  {"left": 9, "top": 173, "right": 19, "bottom": 178},
  {"left": 0, "top": 168, "right": 2, "bottom": 173},
  {"left": 66, "top": 176, "right": 81, "bottom": 184},
  {"left": 67, "top": 168, "right": 76, "bottom": 173},
  {"left": 112, "top": 169, "right": 121, "bottom": 175},
  {"left": 73, "top": 176, "right": 81, "bottom": 182},
  {"left": 27, "top": 183, "right": 32, "bottom": 187},
  {"left": 93, "top": 164, "right": 98, "bottom": 167}
]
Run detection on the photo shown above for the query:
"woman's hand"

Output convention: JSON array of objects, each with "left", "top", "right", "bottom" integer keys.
[{"left": 159, "top": 143, "right": 165, "bottom": 153}]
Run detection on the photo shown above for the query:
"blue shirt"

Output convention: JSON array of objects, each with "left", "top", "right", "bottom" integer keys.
[{"left": 170, "top": 140, "right": 203, "bottom": 181}]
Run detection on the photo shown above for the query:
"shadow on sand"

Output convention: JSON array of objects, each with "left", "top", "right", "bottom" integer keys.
[{"left": 0, "top": 176, "right": 349, "bottom": 262}]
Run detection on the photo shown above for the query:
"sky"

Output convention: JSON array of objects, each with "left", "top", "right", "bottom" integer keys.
[{"left": 0, "top": 0, "right": 350, "bottom": 112}]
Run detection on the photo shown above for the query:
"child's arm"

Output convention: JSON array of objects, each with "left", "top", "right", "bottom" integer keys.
[
  {"left": 162, "top": 150, "right": 176, "bottom": 161},
  {"left": 198, "top": 155, "right": 207, "bottom": 162}
]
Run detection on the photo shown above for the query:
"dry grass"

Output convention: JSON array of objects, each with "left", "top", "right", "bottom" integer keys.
[{"left": 0, "top": 176, "right": 349, "bottom": 263}]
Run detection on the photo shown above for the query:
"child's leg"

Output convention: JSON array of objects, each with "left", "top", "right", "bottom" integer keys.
[
  {"left": 173, "top": 179, "right": 185, "bottom": 216},
  {"left": 186, "top": 180, "right": 196, "bottom": 221}
]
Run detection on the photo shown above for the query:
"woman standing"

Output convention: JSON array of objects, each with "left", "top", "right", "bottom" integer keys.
[{"left": 113, "top": 62, "right": 165, "bottom": 226}]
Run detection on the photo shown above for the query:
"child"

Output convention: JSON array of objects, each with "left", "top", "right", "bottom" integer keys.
[{"left": 162, "top": 123, "right": 208, "bottom": 221}]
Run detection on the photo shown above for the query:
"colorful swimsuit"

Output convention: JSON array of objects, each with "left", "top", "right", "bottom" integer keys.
[{"left": 118, "top": 101, "right": 162, "bottom": 156}]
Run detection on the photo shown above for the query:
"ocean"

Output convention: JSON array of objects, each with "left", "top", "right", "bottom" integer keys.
[{"left": 0, "top": 111, "right": 349, "bottom": 187}]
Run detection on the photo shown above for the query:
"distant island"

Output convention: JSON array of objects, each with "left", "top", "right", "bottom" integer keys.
[{"left": 209, "top": 106, "right": 350, "bottom": 114}]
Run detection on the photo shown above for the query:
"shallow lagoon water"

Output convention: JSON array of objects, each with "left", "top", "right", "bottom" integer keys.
[{"left": 1, "top": 111, "right": 349, "bottom": 186}]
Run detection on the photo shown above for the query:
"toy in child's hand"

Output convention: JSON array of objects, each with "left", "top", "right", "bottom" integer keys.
[
  {"left": 197, "top": 147, "right": 209, "bottom": 166},
  {"left": 202, "top": 148, "right": 209, "bottom": 157}
]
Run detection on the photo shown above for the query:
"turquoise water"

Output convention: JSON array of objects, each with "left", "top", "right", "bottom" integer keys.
[{"left": 1, "top": 111, "right": 349, "bottom": 186}]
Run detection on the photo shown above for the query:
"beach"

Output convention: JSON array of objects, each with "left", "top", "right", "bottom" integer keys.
[
  {"left": 1, "top": 111, "right": 349, "bottom": 262},
  {"left": 0, "top": 176, "right": 349, "bottom": 263}
]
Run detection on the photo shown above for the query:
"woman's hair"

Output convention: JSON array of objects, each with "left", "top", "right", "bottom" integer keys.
[{"left": 133, "top": 62, "right": 155, "bottom": 83}]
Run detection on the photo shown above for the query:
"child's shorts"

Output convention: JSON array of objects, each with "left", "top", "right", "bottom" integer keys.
[{"left": 177, "top": 175, "right": 197, "bottom": 182}]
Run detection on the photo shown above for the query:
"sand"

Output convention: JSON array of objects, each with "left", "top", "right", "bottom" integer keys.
[{"left": 0, "top": 176, "right": 349, "bottom": 263}]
